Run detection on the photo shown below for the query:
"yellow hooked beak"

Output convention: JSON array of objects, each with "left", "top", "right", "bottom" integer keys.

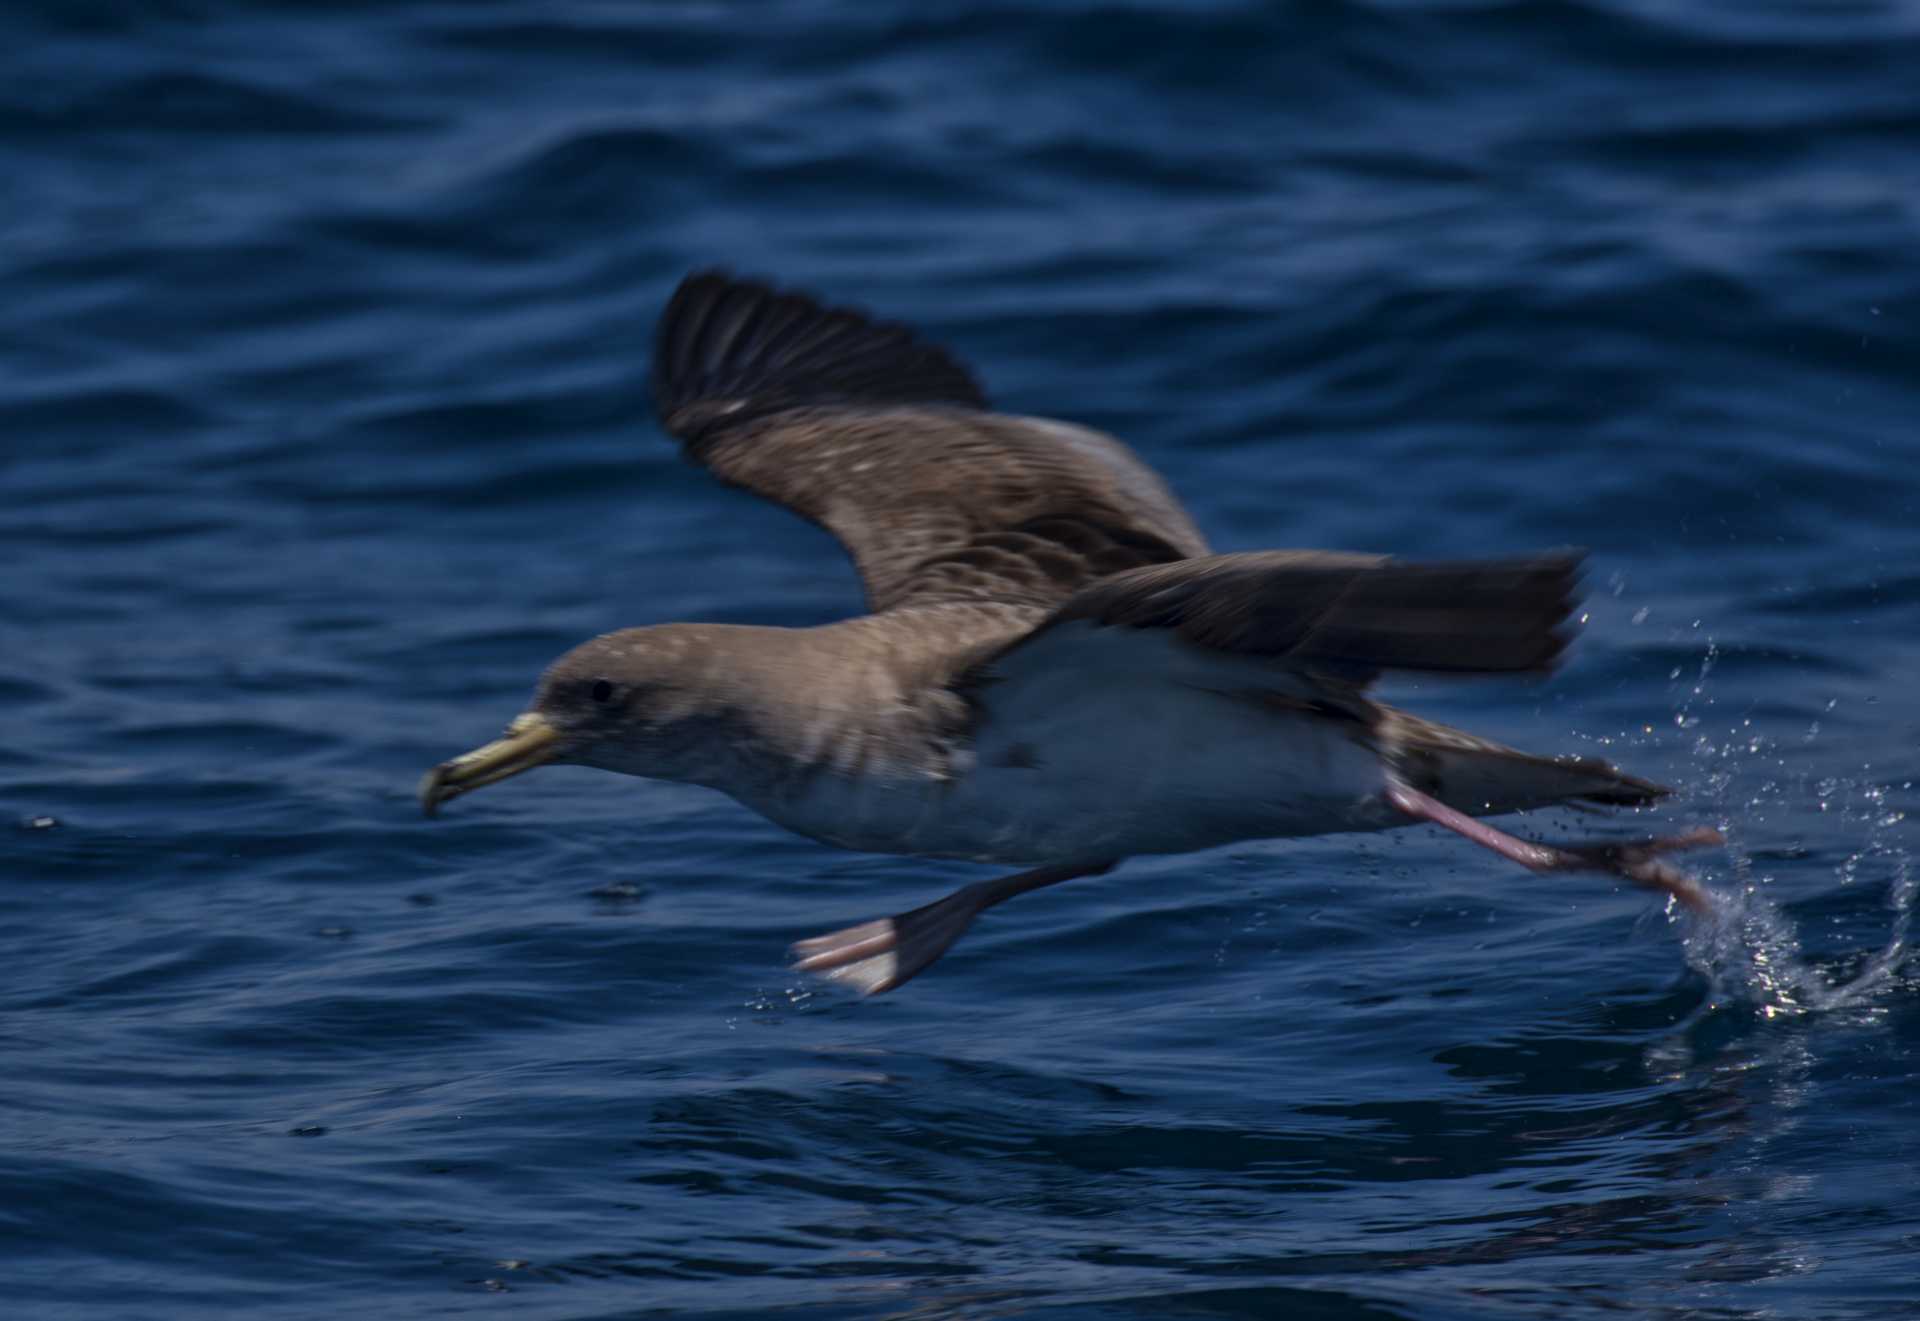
[{"left": 419, "top": 712, "right": 563, "bottom": 817}]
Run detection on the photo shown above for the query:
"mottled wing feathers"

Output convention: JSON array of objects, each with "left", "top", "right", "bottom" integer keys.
[
  {"left": 650, "top": 271, "right": 1207, "bottom": 613},
  {"left": 989, "top": 550, "right": 1585, "bottom": 684}
]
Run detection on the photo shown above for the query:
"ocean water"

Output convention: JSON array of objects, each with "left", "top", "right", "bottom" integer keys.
[{"left": 5, "top": 2, "right": 1919, "bottom": 1316}]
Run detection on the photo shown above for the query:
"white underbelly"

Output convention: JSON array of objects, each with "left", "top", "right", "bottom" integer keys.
[{"left": 745, "top": 684, "right": 1397, "bottom": 866}]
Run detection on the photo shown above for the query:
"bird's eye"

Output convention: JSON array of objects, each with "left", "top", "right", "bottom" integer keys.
[{"left": 590, "top": 679, "right": 615, "bottom": 704}]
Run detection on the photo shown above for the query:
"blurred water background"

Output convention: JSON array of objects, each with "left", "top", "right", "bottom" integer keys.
[{"left": 5, "top": 2, "right": 1919, "bottom": 1317}]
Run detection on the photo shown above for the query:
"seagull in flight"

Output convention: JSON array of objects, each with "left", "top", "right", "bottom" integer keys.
[{"left": 420, "top": 271, "right": 1718, "bottom": 994}]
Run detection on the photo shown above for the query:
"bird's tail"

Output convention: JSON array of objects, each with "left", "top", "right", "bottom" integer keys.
[{"left": 1384, "top": 709, "right": 1670, "bottom": 816}]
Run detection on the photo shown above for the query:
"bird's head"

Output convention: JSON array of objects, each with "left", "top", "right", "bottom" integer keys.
[{"left": 418, "top": 625, "right": 732, "bottom": 816}]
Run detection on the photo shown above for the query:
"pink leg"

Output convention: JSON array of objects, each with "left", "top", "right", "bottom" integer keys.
[
  {"left": 791, "top": 860, "right": 1116, "bottom": 995},
  {"left": 1385, "top": 780, "right": 1720, "bottom": 913}
]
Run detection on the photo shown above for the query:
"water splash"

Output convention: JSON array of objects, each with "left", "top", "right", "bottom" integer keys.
[
  {"left": 1665, "top": 630, "right": 1915, "bottom": 1021},
  {"left": 1681, "top": 855, "right": 1913, "bottom": 1020}
]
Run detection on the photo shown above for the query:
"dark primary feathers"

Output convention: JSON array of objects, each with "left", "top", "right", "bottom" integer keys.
[
  {"left": 651, "top": 270, "right": 988, "bottom": 438},
  {"left": 1014, "top": 549, "right": 1584, "bottom": 682},
  {"left": 650, "top": 271, "right": 1208, "bottom": 614}
]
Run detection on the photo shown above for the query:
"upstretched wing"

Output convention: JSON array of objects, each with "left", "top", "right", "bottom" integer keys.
[
  {"left": 962, "top": 550, "right": 1585, "bottom": 717},
  {"left": 651, "top": 271, "right": 1208, "bottom": 614}
]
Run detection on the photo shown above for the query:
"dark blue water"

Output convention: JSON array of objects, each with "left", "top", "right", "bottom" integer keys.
[{"left": 6, "top": 2, "right": 1919, "bottom": 1316}]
